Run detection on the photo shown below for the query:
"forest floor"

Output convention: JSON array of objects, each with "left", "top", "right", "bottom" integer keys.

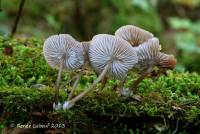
[{"left": 0, "top": 36, "right": 200, "bottom": 133}]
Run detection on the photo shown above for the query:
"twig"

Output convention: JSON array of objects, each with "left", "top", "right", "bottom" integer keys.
[
  {"left": 162, "top": 115, "right": 167, "bottom": 131},
  {"left": 11, "top": 0, "right": 26, "bottom": 37},
  {"left": 172, "top": 119, "right": 179, "bottom": 134},
  {"left": 0, "top": 0, "right": 2, "bottom": 12},
  {"left": 64, "top": 74, "right": 79, "bottom": 85}
]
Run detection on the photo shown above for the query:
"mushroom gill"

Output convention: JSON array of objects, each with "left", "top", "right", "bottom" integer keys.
[
  {"left": 115, "top": 25, "right": 154, "bottom": 46},
  {"left": 135, "top": 37, "right": 161, "bottom": 64},
  {"left": 43, "top": 34, "right": 84, "bottom": 70},
  {"left": 89, "top": 34, "right": 138, "bottom": 80}
]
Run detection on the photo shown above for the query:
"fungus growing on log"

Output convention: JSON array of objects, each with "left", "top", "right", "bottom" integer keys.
[
  {"left": 115, "top": 25, "right": 176, "bottom": 93},
  {"left": 115, "top": 25, "right": 154, "bottom": 46},
  {"left": 43, "top": 34, "right": 84, "bottom": 109},
  {"left": 63, "top": 34, "right": 138, "bottom": 109}
]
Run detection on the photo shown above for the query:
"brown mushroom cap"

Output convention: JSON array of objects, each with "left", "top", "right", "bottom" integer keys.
[
  {"left": 157, "top": 52, "right": 177, "bottom": 69},
  {"left": 43, "top": 34, "right": 84, "bottom": 70},
  {"left": 89, "top": 34, "right": 138, "bottom": 80},
  {"left": 115, "top": 25, "right": 154, "bottom": 46}
]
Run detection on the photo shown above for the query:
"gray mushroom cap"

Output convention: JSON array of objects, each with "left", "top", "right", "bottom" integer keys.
[
  {"left": 89, "top": 34, "right": 138, "bottom": 80},
  {"left": 115, "top": 25, "right": 154, "bottom": 46},
  {"left": 132, "top": 37, "right": 177, "bottom": 72},
  {"left": 43, "top": 34, "right": 84, "bottom": 70},
  {"left": 136, "top": 37, "right": 161, "bottom": 61}
]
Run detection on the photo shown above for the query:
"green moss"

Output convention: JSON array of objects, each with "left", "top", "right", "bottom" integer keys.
[
  {"left": 0, "top": 36, "right": 200, "bottom": 133},
  {"left": 0, "top": 80, "right": 199, "bottom": 133},
  {"left": 0, "top": 36, "right": 77, "bottom": 87}
]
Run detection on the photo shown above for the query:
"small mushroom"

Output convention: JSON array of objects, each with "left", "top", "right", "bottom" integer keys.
[
  {"left": 63, "top": 34, "right": 138, "bottom": 109},
  {"left": 82, "top": 41, "right": 109, "bottom": 90},
  {"left": 43, "top": 34, "right": 84, "bottom": 70},
  {"left": 43, "top": 34, "right": 84, "bottom": 109},
  {"left": 90, "top": 34, "right": 138, "bottom": 80},
  {"left": 118, "top": 38, "right": 161, "bottom": 95},
  {"left": 129, "top": 38, "right": 176, "bottom": 91},
  {"left": 115, "top": 25, "right": 154, "bottom": 46},
  {"left": 135, "top": 37, "right": 161, "bottom": 67},
  {"left": 66, "top": 41, "right": 91, "bottom": 101},
  {"left": 134, "top": 37, "right": 176, "bottom": 70}
]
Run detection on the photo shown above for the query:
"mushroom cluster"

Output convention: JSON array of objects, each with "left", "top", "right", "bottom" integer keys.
[
  {"left": 43, "top": 25, "right": 176, "bottom": 110},
  {"left": 115, "top": 25, "right": 176, "bottom": 94}
]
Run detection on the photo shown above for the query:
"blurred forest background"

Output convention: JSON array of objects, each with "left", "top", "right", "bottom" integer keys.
[{"left": 0, "top": 0, "right": 200, "bottom": 73}]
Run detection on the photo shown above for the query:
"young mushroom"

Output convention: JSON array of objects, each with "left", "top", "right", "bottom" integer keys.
[
  {"left": 63, "top": 34, "right": 138, "bottom": 109},
  {"left": 67, "top": 41, "right": 91, "bottom": 101},
  {"left": 43, "top": 34, "right": 84, "bottom": 110},
  {"left": 115, "top": 25, "right": 154, "bottom": 46},
  {"left": 81, "top": 41, "right": 112, "bottom": 91},
  {"left": 129, "top": 38, "right": 177, "bottom": 92}
]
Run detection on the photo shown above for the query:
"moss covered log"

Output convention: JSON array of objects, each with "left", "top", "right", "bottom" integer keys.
[{"left": 0, "top": 36, "right": 200, "bottom": 133}]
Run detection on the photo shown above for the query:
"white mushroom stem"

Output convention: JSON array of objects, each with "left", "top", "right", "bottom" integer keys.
[
  {"left": 67, "top": 62, "right": 111, "bottom": 107},
  {"left": 129, "top": 66, "right": 153, "bottom": 92},
  {"left": 100, "top": 76, "right": 108, "bottom": 90},
  {"left": 67, "top": 72, "right": 82, "bottom": 101},
  {"left": 54, "top": 61, "right": 63, "bottom": 105},
  {"left": 117, "top": 78, "right": 126, "bottom": 92}
]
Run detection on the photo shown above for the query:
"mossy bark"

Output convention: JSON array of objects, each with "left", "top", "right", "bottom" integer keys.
[
  {"left": 0, "top": 78, "right": 199, "bottom": 134},
  {"left": 0, "top": 36, "right": 200, "bottom": 133}
]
